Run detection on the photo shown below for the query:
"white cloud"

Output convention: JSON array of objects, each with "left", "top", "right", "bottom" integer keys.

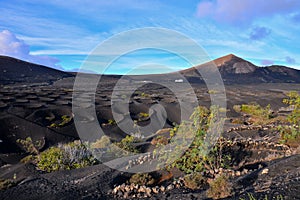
[
  {"left": 0, "top": 30, "right": 30, "bottom": 57},
  {"left": 196, "top": 0, "right": 300, "bottom": 25},
  {"left": 0, "top": 30, "right": 62, "bottom": 70}
]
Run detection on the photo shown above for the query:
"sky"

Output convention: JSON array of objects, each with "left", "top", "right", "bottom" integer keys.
[{"left": 0, "top": 0, "right": 300, "bottom": 74}]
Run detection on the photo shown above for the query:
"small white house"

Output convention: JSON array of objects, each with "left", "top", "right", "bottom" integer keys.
[{"left": 175, "top": 79, "right": 183, "bottom": 83}]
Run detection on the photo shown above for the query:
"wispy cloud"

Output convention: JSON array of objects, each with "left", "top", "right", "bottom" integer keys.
[
  {"left": 285, "top": 56, "right": 296, "bottom": 64},
  {"left": 196, "top": 0, "right": 300, "bottom": 25},
  {"left": 261, "top": 59, "right": 274, "bottom": 66},
  {"left": 0, "top": 30, "right": 61, "bottom": 69},
  {"left": 0, "top": 0, "right": 299, "bottom": 71},
  {"left": 249, "top": 26, "right": 271, "bottom": 40}
]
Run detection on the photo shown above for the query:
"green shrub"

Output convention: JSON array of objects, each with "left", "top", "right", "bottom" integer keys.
[
  {"left": 20, "top": 155, "right": 35, "bottom": 164},
  {"left": 151, "top": 135, "right": 169, "bottom": 146},
  {"left": 114, "top": 135, "right": 139, "bottom": 154},
  {"left": 140, "top": 92, "right": 150, "bottom": 97},
  {"left": 278, "top": 125, "right": 300, "bottom": 147},
  {"left": 129, "top": 173, "right": 155, "bottom": 186},
  {"left": 37, "top": 141, "right": 97, "bottom": 172},
  {"left": 283, "top": 91, "right": 300, "bottom": 125},
  {"left": 167, "top": 106, "right": 230, "bottom": 174},
  {"left": 138, "top": 112, "right": 150, "bottom": 121},
  {"left": 208, "top": 90, "right": 218, "bottom": 94},
  {"left": 278, "top": 91, "right": 300, "bottom": 147},
  {"left": 0, "top": 179, "right": 16, "bottom": 190},
  {"left": 17, "top": 137, "right": 42, "bottom": 155},
  {"left": 169, "top": 124, "right": 179, "bottom": 138},
  {"left": 234, "top": 103, "right": 273, "bottom": 125},
  {"left": 48, "top": 115, "right": 72, "bottom": 128},
  {"left": 91, "top": 135, "right": 139, "bottom": 158},
  {"left": 37, "top": 147, "right": 63, "bottom": 172},
  {"left": 90, "top": 135, "right": 111, "bottom": 149},
  {"left": 183, "top": 173, "right": 207, "bottom": 190},
  {"left": 108, "top": 119, "right": 116, "bottom": 125},
  {"left": 233, "top": 105, "right": 241, "bottom": 113},
  {"left": 207, "top": 174, "right": 232, "bottom": 199}
]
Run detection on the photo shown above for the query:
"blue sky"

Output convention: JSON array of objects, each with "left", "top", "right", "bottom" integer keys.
[{"left": 0, "top": 0, "right": 300, "bottom": 74}]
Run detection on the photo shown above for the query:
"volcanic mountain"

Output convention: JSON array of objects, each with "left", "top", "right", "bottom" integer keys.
[
  {"left": 180, "top": 54, "right": 300, "bottom": 84},
  {"left": 0, "top": 54, "right": 299, "bottom": 85},
  {"left": 0, "top": 55, "right": 73, "bottom": 85}
]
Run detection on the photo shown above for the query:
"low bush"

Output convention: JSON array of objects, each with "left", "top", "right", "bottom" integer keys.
[
  {"left": 283, "top": 91, "right": 300, "bottom": 125},
  {"left": 169, "top": 124, "right": 179, "bottom": 138},
  {"left": 278, "top": 91, "right": 300, "bottom": 147},
  {"left": 138, "top": 112, "right": 150, "bottom": 121},
  {"left": 0, "top": 179, "right": 16, "bottom": 190},
  {"left": 129, "top": 173, "right": 155, "bottom": 186},
  {"left": 167, "top": 106, "right": 230, "bottom": 174},
  {"left": 20, "top": 154, "right": 35, "bottom": 164},
  {"left": 49, "top": 115, "right": 72, "bottom": 128},
  {"left": 207, "top": 174, "right": 232, "bottom": 199},
  {"left": 37, "top": 141, "right": 97, "bottom": 172},
  {"left": 17, "top": 137, "right": 42, "bottom": 155},
  {"left": 114, "top": 135, "right": 139, "bottom": 154},
  {"left": 238, "top": 103, "right": 272, "bottom": 125},
  {"left": 151, "top": 135, "right": 169, "bottom": 146},
  {"left": 183, "top": 173, "right": 207, "bottom": 190},
  {"left": 108, "top": 119, "right": 116, "bottom": 125},
  {"left": 90, "top": 135, "right": 111, "bottom": 149},
  {"left": 140, "top": 92, "right": 150, "bottom": 97}
]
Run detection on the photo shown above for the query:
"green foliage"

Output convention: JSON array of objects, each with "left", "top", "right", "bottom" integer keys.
[
  {"left": 240, "top": 103, "right": 271, "bottom": 118},
  {"left": 167, "top": 106, "right": 230, "bottom": 174},
  {"left": 114, "top": 135, "right": 139, "bottom": 154},
  {"left": 234, "top": 103, "right": 273, "bottom": 125},
  {"left": 140, "top": 92, "right": 150, "bottom": 97},
  {"left": 90, "top": 135, "right": 111, "bottom": 149},
  {"left": 60, "top": 115, "right": 72, "bottom": 126},
  {"left": 37, "top": 141, "right": 97, "bottom": 172},
  {"left": 49, "top": 115, "right": 72, "bottom": 128},
  {"left": 151, "top": 135, "right": 169, "bottom": 146},
  {"left": 183, "top": 173, "right": 207, "bottom": 190},
  {"left": 278, "top": 125, "right": 300, "bottom": 147},
  {"left": 278, "top": 91, "right": 300, "bottom": 147},
  {"left": 207, "top": 174, "right": 232, "bottom": 199},
  {"left": 16, "top": 137, "right": 42, "bottom": 155},
  {"left": 138, "top": 112, "right": 149, "bottom": 121},
  {"left": 37, "top": 147, "right": 63, "bottom": 172},
  {"left": 233, "top": 104, "right": 242, "bottom": 113},
  {"left": 20, "top": 155, "right": 35, "bottom": 164},
  {"left": 129, "top": 173, "right": 155, "bottom": 186},
  {"left": 283, "top": 91, "right": 300, "bottom": 126},
  {"left": 208, "top": 90, "right": 218, "bottom": 94},
  {"left": 169, "top": 124, "right": 179, "bottom": 138},
  {"left": 0, "top": 179, "right": 16, "bottom": 190},
  {"left": 108, "top": 119, "right": 116, "bottom": 125}
]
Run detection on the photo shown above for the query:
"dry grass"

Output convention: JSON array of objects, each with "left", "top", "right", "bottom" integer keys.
[
  {"left": 183, "top": 173, "right": 207, "bottom": 190},
  {"left": 207, "top": 174, "right": 232, "bottom": 199}
]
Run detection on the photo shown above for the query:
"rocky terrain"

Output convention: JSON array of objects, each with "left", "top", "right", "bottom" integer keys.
[{"left": 0, "top": 55, "right": 299, "bottom": 199}]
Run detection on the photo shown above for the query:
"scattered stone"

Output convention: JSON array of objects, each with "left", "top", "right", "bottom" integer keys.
[
  {"left": 261, "top": 168, "right": 269, "bottom": 175},
  {"left": 152, "top": 187, "right": 159, "bottom": 194},
  {"left": 166, "top": 184, "right": 174, "bottom": 191},
  {"left": 235, "top": 171, "right": 241, "bottom": 176}
]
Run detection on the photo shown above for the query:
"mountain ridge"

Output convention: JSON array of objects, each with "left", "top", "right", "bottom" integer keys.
[
  {"left": 0, "top": 55, "right": 73, "bottom": 84},
  {"left": 0, "top": 54, "right": 299, "bottom": 85},
  {"left": 180, "top": 54, "right": 300, "bottom": 84}
]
